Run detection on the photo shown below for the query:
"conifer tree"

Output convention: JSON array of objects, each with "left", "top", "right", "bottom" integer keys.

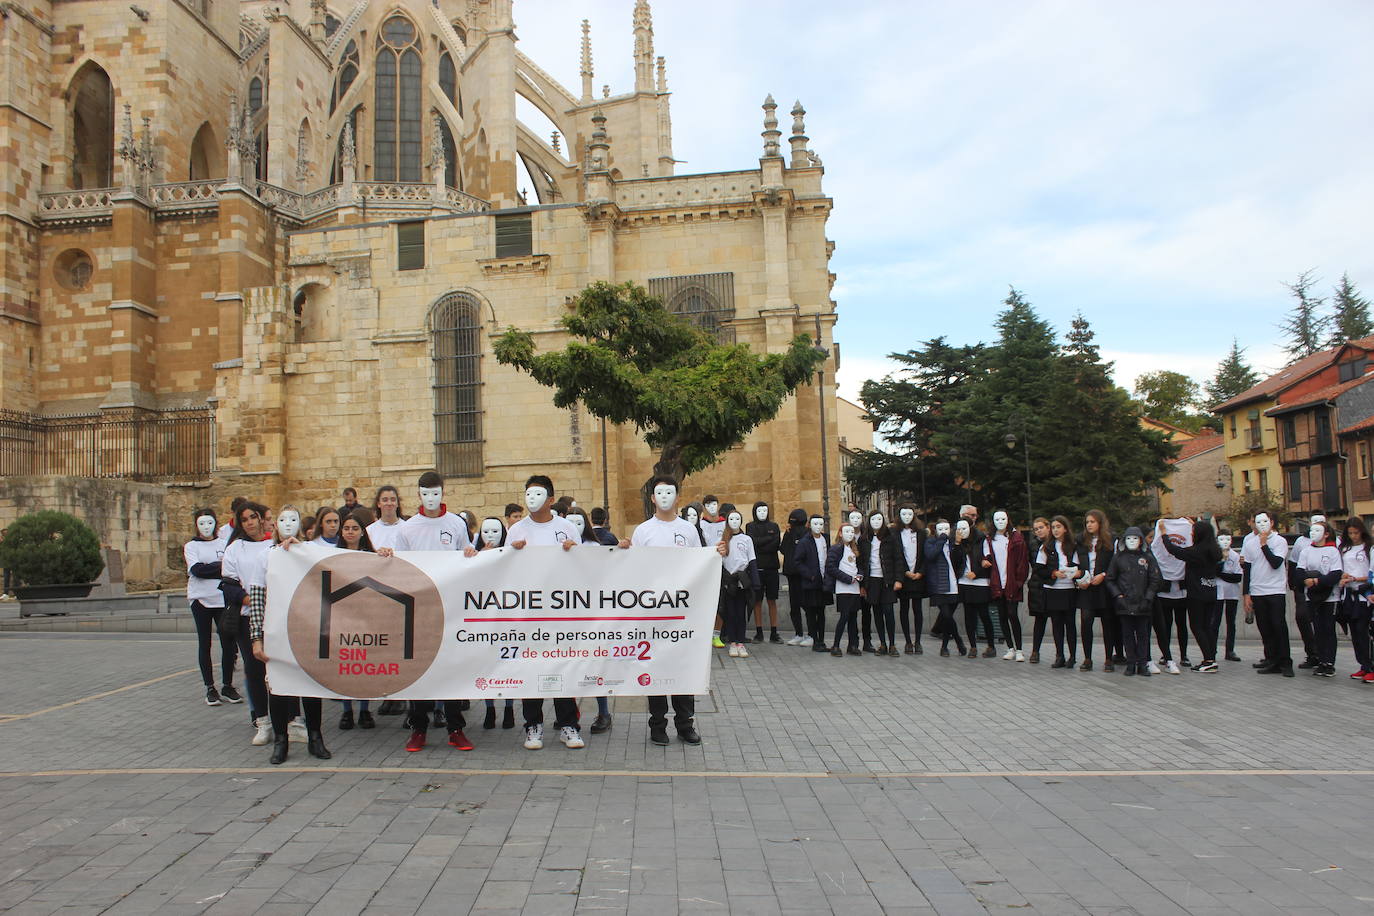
[
  {"left": 1205, "top": 339, "right": 1260, "bottom": 407},
  {"left": 1280, "top": 270, "right": 1329, "bottom": 359},
  {"left": 1328, "top": 272, "right": 1372, "bottom": 346}
]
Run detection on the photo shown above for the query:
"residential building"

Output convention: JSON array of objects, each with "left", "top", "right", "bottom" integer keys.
[{"left": 1267, "top": 372, "right": 1374, "bottom": 518}]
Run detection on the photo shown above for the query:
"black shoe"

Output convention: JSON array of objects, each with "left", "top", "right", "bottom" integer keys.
[
  {"left": 270, "top": 735, "right": 289, "bottom": 765},
  {"left": 591, "top": 713, "right": 613, "bottom": 734},
  {"left": 678, "top": 727, "right": 702, "bottom": 745},
  {"left": 752, "top": 631, "right": 764, "bottom": 644},
  {"left": 1317, "top": 665, "right": 1336, "bottom": 678},
  {"left": 1103, "top": 662, "right": 1115, "bottom": 672},
  {"left": 483, "top": 706, "right": 497, "bottom": 730},
  {"left": 878, "top": 644, "right": 889, "bottom": 656},
  {"left": 1281, "top": 663, "right": 1296, "bottom": 678},
  {"left": 1298, "top": 658, "right": 1318, "bottom": 669},
  {"left": 967, "top": 648, "right": 978, "bottom": 658},
  {"left": 431, "top": 710, "right": 447, "bottom": 730},
  {"left": 1137, "top": 666, "right": 1151, "bottom": 677},
  {"left": 939, "top": 647, "right": 951, "bottom": 657},
  {"left": 502, "top": 706, "right": 515, "bottom": 729},
  {"left": 904, "top": 642, "right": 915, "bottom": 655},
  {"left": 1080, "top": 659, "right": 1093, "bottom": 671},
  {"left": 770, "top": 630, "right": 783, "bottom": 644},
  {"left": 847, "top": 646, "right": 862, "bottom": 656},
  {"left": 1124, "top": 665, "right": 1136, "bottom": 676},
  {"left": 831, "top": 647, "right": 843, "bottom": 657},
  {"left": 914, "top": 643, "right": 924, "bottom": 655},
  {"left": 863, "top": 643, "right": 877, "bottom": 654},
  {"left": 219, "top": 685, "right": 243, "bottom": 704},
  {"left": 378, "top": 700, "right": 404, "bottom": 715},
  {"left": 338, "top": 710, "right": 355, "bottom": 730},
  {"left": 649, "top": 727, "right": 669, "bottom": 746},
  {"left": 1051, "top": 657, "right": 1066, "bottom": 669},
  {"left": 811, "top": 644, "right": 829, "bottom": 653},
  {"left": 1257, "top": 664, "right": 1281, "bottom": 674},
  {"left": 1252, "top": 660, "right": 1271, "bottom": 668},
  {"left": 1225, "top": 652, "right": 1241, "bottom": 662},
  {"left": 1180, "top": 657, "right": 1192, "bottom": 667},
  {"left": 1113, "top": 654, "right": 1127, "bottom": 665},
  {"left": 1029, "top": 651, "right": 1040, "bottom": 664},
  {"left": 204, "top": 686, "right": 221, "bottom": 706},
  {"left": 307, "top": 730, "right": 331, "bottom": 760},
  {"left": 358, "top": 711, "right": 375, "bottom": 729}
]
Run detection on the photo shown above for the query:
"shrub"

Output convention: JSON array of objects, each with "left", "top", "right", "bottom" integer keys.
[{"left": 0, "top": 511, "right": 104, "bottom": 586}]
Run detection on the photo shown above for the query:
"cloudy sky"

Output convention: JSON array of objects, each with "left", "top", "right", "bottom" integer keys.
[{"left": 515, "top": 0, "right": 1374, "bottom": 402}]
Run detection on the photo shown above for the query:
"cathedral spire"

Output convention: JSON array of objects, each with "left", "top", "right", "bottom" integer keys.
[
  {"left": 761, "top": 95, "right": 781, "bottom": 159},
  {"left": 789, "top": 101, "right": 810, "bottom": 168},
  {"left": 580, "top": 19, "right": 594, "bottom": 102},
  {"left": 588, "top": 109, "right": 610, "bottom": 172},
  {"left": 633, "top": 0, "right": 654, "bottom": 93},
  {"left": 656, "top": 55, "right": 667, "bottom": 93}
]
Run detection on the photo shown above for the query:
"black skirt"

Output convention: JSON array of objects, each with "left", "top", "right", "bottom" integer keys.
[
  {"left": 958, "top": 582, "right": 991, "bottom": 605},
  {"left": 1043, "top": 587, "right": 1076, "bottom": 614}
]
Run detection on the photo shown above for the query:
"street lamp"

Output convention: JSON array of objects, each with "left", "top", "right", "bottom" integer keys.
[
  {"left": 1005, "top": 417, "right": 1033, "bottom": 524},
  {"left": 812, "top": 314, "right": 831, "bottom": 528}
]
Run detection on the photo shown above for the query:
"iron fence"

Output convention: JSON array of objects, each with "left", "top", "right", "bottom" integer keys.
[{"left": 0, "top": 407, "right": 214, "bottom": 483}]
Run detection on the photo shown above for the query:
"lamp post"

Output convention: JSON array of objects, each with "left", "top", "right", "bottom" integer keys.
[
  {"left": 1004, "top": 416, "right": 1033, "bottom": 524},
  {"left": 813, "top": 314, "right": 831, "bottom": 528}
]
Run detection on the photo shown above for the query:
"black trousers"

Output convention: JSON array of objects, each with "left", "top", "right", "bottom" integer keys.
[
  {"left": 1031, "top": 616, "right": 1048, "bottom": 654},
  {"left": 648, "top": 694, "right": 694, "bottom": 731},
  {"left": 232, "top": 617, "right": 269, "bottom": 722},
  {"left": 997, "top": 597, "right": 1022, "bottom": 649},
  {"left": 934, "top": 598, "right": 963, "bottom": 650},
  {"left": 722, "top": 589, "right": 749, "bottom": 644},
  {"left": 964, "top": 601, "right": 994, "bottom": 649},
  {"left": 859, "top": 594, "right": 873, "bottom": 646},
  {"left": 1252, "top": 594, "right": 1290, "bottom": 667},
  {"left": 190, "top": 600, "right": 238, "bottom": 688},
  {"left": 1349, "top": 596, "right": 1373, "bottom": 673},
  {"left": 1153, "top": 596, "right": 1187, "bottom": 661},
  {"left": 898, "top": 592, "right": 924, "bottom": 646},
  {"left": 871, "top": 600, "right": 896, "bottom": 647},
  {"left": 804, "top": 599, "right": 826, "bottom": 643},
  {"left": 785, "top": 574, "right": 805, "bottom": 635},
  {"left": 1212, "top": 598, "right": 1238, "bottom": 656},
  {"left": 1051, "top": 609, "right": 1077, "bottom": 660},
  {"left": 1312, "top": 600, "right": 1337, "bottom": 666},
  {"left": 523, "top": 697, "right": 579, "bottom": 731},
  {"left": 1293, "top": 590, "right": 1317, "bottom": 661},
  {"left": 1186, "top": 594, "right": 1218, "bottom": 663},
  {"left": 833, "top": 593, "right": 860, "bottom": 648},
  {"left": 410, "top": 699, "right": 466, "bottom": 731},
  {"left": 1120, "top": 614, "right": 1152, "bottom": 669},
  {"left": 269, "top": 694, "right": 320, "bottom": 735}
]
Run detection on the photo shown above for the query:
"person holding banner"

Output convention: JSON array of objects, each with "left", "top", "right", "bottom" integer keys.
[
  {"left": 630, "top": 475, "right": 724, "bottom": 745},
  {"left": 509, "top": 475, "right": 587, "bottom": 751},
  {"left": 366, "top": 485, "right": 407, "bottom": 551},
  {"left": 1151, "top": 517, "right": 1192, "bottom": 675},
  {"left": 311, "top": 506, "right": 341, "bottom": 547},
  {"left": 1158, "top": 519, "right": 1223, "bottom": 672},
  {"left": 335, "top": 509, "right": 377, "bottom": 730},
  {"left": 1243, "top": 511, "right": 1293, "bottom": 676},
  {"left": 220, "top": 501, "right": 274, "bottom": 746},
  {"left": 473, "top": 517, "right": 519, "bottom": 731}
]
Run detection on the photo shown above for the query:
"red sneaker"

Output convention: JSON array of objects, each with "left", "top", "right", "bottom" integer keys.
[
  {"left": 448, "top": 729, "right": 474, "bottom": 751},
  {"left": 405, "top": 730, "right": 426, "bottom": 752},
  {"left": 1351, "top": 671, "right": 1365, "bottom": 680},
  {"left": 1364, "top": 672, "right": 1374, "bottom": 684}
]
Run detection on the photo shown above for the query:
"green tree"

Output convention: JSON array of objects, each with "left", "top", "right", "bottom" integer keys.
[
  {"left": 1280, "top": 269, "right": 1329, "bottom": 359},
  {"left": 1133, "top": 369, "right": 1206, "bottom": 431},
  {"left": 493, "top": 281, "right": 826, "bottom": 517},
  {"left": 0, "top": 511, "right": 104, "bottom": 586},
  {"left": 1328, "top": 272, "right": 1372, "bottom": 346},
  {"left": 1204, "top": 338, "right": 1260, "bottom": 407}
]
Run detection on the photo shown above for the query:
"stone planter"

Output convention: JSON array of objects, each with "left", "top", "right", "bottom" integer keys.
[{"left": 15, "top": 583, "right": 95, "bottom": 605}]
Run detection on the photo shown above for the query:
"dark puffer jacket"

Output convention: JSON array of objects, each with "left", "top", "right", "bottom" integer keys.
[
  {"left": 780, "top": 508, "right": 808, "bottom": 576},
  {"left": 1105, "top": 527, "right": 1161, "bottom": 615}
]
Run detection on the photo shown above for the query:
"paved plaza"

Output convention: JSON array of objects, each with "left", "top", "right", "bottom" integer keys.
[{"left": 2, "top": 631, "right": 1374, "bottom": 914}]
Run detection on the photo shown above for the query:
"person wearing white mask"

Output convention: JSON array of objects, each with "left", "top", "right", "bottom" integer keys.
[
  {"left": 826, "top": 523, "right": 863, "bottom": 655},
  {"left": 746, "top": 501, "right": 783, "bottom": 643},
  {"left": 1243, "top": 511, "right": 1292, "bottom": 676},
  {"left": 1299, "top": 521, "right": 1343, "bottom": 677},
  {"left": 185, "top": 508, "right": 241, "bottom": 707},
  {"left": 780, "top": 508, "right": 813, "bottom": 646},
  {"left": 474, "top": 518, "right": 518, "bottom": 732},
  {"left": 719, "top": 504, "right": 761, "bottom": 657},
  {"left": 1288, "top": 516, "right": 1323, "bottom": 669},
  {"left": 793, "top": 514, "right": 833, "bottom": 652},
  {"left": 988, "top": 509, "right": 1029, "bottom": 662},
  {"left": 953, "top": 517, "right": 996, "bottom": 659},
  {"left": 924, "top": 519, "right": 967, "bottom": 657},
  {"left": 1214, "top": 532, "right": 1243, "bottom": 662},
  {"left": 843, "top": 508, "right": 877, "bottom": 651},
  {"left": 858, "top": 510, "right": 901, "bottom": 656},
  {"left": 893, "top": 504, "right": 927, "bottom": 655},
  {"left": 1105, "top": 526, "right": 1161, "bottom": 676}
]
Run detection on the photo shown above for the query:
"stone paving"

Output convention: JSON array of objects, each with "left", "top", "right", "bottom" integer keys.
[{"left": 2, "top": 631, "right": 1374, "bottom": 914}]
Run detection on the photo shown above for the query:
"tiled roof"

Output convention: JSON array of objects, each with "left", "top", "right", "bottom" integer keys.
[
  {"left": 1171, "top": 433, "right": 1223, "bottom": 464},
  {"left": 1263, "top": 374, "right": 1374, "bottom": 416},
  {"left": 1340, "top": 414, "right": 1374, "bottom": 436},
  {"left": 1213, "top": 335, "right": 1374, "bottom": 412}
]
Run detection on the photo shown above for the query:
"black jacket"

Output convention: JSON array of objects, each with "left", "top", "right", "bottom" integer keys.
[
  {"left": 951, "top": 530, "right": 991, "bottom": 584},
  {"left": 856, "top": 531, "right": 902, "bottom": 588},
  {"left": 1105, "top": 532, "right": 1161, "bottom": 615},
  {"left": 1075, "top": 539, "right": 1115, "bottom": 611},
  {"left": 893, "top": 525, "right": 928, "bottom": 598},
  {"left": 924, "top": 533, "right": 956, "bottom": 596},
  {"left": 824, "top": 542, "right": 860, "bottom": 593},
  {"left": 1026, "top": 537, "right": 1051, "bottom": 614},
  {"left": 780, "top": 509, "right": 808, "bottom": 576},
  {"left": 793, "top": 532, "right": 830, "bottom": 591},
  {"left": 1161, "top": 537, "right": 1223, "bottom": 601},
  {"left": 746, "top": 502, "right": 781, "bottom": 571}
]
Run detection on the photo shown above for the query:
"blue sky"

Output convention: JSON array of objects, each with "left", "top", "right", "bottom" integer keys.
[{"left": 515, "top": 0, "right": 1374, "bottom": 401}]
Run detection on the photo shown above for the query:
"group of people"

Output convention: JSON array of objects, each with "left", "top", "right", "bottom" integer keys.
[{"left": 185, "top": 472, "right": 718, "bottom": 764}]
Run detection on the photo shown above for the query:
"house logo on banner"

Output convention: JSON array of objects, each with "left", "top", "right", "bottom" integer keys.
[{"left": 285, "top": 553, "right": 445, "bottom": 696}]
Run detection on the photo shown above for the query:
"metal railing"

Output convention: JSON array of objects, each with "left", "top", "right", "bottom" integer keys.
[{"left": 0, "top": 407, "right": 214, "bottom": 483}]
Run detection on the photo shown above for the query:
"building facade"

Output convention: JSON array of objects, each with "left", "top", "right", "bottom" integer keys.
[{"left": 0, "top": 0, "right": 842, "bottom": 579}]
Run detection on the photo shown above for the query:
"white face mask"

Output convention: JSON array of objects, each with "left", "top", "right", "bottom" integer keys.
[
  {"left": 727, "top": 512, "right": 743, "bottom": 532},
  {"left": 276, "top": 510, "right": 301, "bottom": 540},
  {"left": 196, "top": 515, "right": 217, "bottom": 539},
  {"left": 841, "top": 525, "right": 855, "bottom": 543},
  {"left": 936, "top": 522, "right": 951, "bottom": 537},
  {"left": 419, "top": 486, "right": 443, "bottom": 513},
  {"left": 755, "top": 505, "right": 768, "bottom": 521},
  {"left": 480, "top": 520, "right": 503, "bottom": 547},
  {"left": 525, "top": 486, "right": 549, "bottom": 513},
  {"left": 956, "top": 520, "right": 971, "bottom": 538},
  {"left": 899, "top": 508, "right": 914, "bottom": 525},
  {"left": 1124, "top": 536, "right": 1141, "bottom": 551},
  {"left": 993, "top": 511, "right": 1008, "bottom": 532},
  {"left": 704, "top": 501, "right": 719, "bottom": 517},
  {"left": 1310, "top": 523, "right": 1326, "bottom": 544},
  {"left": 1311, "top": 515, "right": 1326, "bottom": 526},
  {"left": 848, "top": 511, "right": 863, "bottom": 528},
  {"left": 685, "top": 507, "right": 698, "bottom": 524},
  {"left": 653, "top": 485, "right": 678, "bottom": 513},
  {"left": 810, "top": 518, "right": 826, "bottom": 536},
  {"left": 570, "top": 514, "right": 586, "bottom": 534},
  {"left": 869, "top": 513, "right": 884, "bottom": 530},
  {"left": 1217, "top": 535, "right": 1232, "bottom": 552},
  {"left": 1254, "top": 514, "right": 1271, "bottom": 534}
]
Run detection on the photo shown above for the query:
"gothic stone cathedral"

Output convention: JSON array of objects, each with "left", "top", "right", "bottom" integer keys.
[{"left": 0, "top": 0, "right": 840, "bottom": 581}]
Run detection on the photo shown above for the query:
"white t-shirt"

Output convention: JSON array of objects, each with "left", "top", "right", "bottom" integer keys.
[
  {"left": 836, "top": 546, "right": 860, "bottom": 595},
  {"left": 221, "top": 536, "right": 274, "bottom": 614},
  {"left": 812, "top": 534, "right": 826, "bottom": 572},
  {"left": 1241, "top": 531, "right": 1289, "bottom": 597},
  {"left": 217, "top": 522, "right": 233, "bottom": 541},
  {"left": 631, "top": 516, "right": 701, "bottom": 548},
  {"left": 1341, "top": 545, "right": 1372, "bottom": 597},
  {"left": 900, "top": 529, "right": 919, "bottom": 571},
  {"left": 508, "top": 514, "right": 581, "bottom": 547},
  {"left": 184, "top": 536, "right": 227, "bottom": 607},
  {"left": 939, "top": 541, "right": 958, "bottom": 596},
  {"left": 868, "top": 537, "right": 883, "bottom": 577},
  {"left": 724, "top": 532, "right": 757, "bottom": 575},
  {"left": 396, "top": 512, "right": 472, "bottom": 551},
  {"left": 961, "top": 538, "right": 990, "bottom": 587},
  {"left": 367, "top": 519, "right": 404, "bottom": 550},
  {"left": 1037, "top": 544, "right": 1077, "bottom": 590},
  {"left": 1300, "top": 543, "right": 1342, "bottom": 602},
  {"left": 991, "top": 532, "right": 1009, "bottom": 579},
  {"left": 699, "top": 517, "right": 726, "bottom": 547},
  {"left": 1218, "top": 550, "right": 1242, "bottom": 601}
]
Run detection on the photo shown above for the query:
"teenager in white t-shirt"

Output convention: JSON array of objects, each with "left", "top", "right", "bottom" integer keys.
[
  {"left": 509, "top": 474, "right": 586, "bottom": 751},
  {"left": 185, "top": 507, "right": 238, "bottom": 707},
  {"left": 1243, "top": 511, "right": 1291, "bottom": 675},
  {"left": 366, "top": 485, "right": 406, "bottom": 551}
]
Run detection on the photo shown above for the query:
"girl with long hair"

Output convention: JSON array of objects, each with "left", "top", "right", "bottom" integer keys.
[
  {"left": 826, "top": 521, "right": 863, "bottom": 655},
  {"left": 858, "top": 509, "right": 901, "bottom": 655},
  {"left": 184, "top": 508, "right": 240, "bottom": 706},
  {"left": 953, "top": 518, "right": 996, "bottom": 658},
  {"left": 1026, "top": 517, "right": 1052, "bottom": 663},
  {"left": 988, "top": 510, "right": 1029, "bottom": 662},
  {"left": 1034, "top": 515, "right": 1080, "bottom": 668},
  {"left": 367, "top": 485, "right": 407, "bottom": 550},
  {"left": 311, "top": 506, "right": 341, "bottom": 546},
  {"left": 1339, "top": 517, "right": 1374, "bottom": 681},
  {"left": 220, "top": 500, "right": 274, "bottom": 746},
  {"left": 1160, "top": 519, "right": 1223, "bottom": 672},
  {"left": 924, "top": 519, "right": 967, "bottom": 657},
  {"left": 719, "top": 504, "right": 761, "bottom": 658},
  {"left": 893, "top": 504, "right": 928, "bottom": 654},
  {"left": 566, "top": 507, "right": 600, "bottom": 544},
  {"left": 1076, "top": 509, "right": 1116, "bottom": 671},
  {"left": 335, "top": 508, "right": 377, "bottom": 729}
]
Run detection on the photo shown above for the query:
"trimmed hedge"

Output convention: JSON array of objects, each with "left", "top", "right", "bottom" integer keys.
[{"left": 0, "top": 511, "right": 104, "bottom": 586}]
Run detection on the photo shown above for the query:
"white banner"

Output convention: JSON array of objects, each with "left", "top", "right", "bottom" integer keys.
[
  {"left": 1152, "top": 517, "right": 1193, "bottom": 582},
  {"left": 262, "top": 543, "right": 720, "bottom": 699}
]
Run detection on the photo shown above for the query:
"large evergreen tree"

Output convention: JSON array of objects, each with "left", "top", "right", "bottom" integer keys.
[
  {"left": 1280, "top": 269, "right": 1329, "bottom": 359},
  {"left": 1204, "top": 338, "right": 1260, "bottom": 407},
  {"left": 1328, "top": 272, "right": 1372, "bottom": 346}
]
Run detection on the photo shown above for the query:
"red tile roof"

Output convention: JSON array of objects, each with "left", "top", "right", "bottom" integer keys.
[
  {"left": 1263, "top": 374, "right": 1374, "bottom": 416},
  {"left": 1340, "top": 414, "right": 1374, "bottom": 436},
  {"left": 1170, "top": 433, "right": 1223, "bottom": 464},
  {"left": 1213, "top": 335, "right": 1374, "bottom": 412}
]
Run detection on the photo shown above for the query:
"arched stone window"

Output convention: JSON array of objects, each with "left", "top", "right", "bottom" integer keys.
[
  {"left": 68, "top": 62, "right": 115, "bottom": 189},
  {"left": 374, "top": 15, "right": 422, "bottom": 181},
  {"left": 430, "top": 291, "right": 483, "bottom": 477},
  {"left": 188, "top": 122, "right": 220, "bottom": 180},
  {"left": 248, "top": 77, "right": 263, "bottom": 113},
  {"left": 324, "top": 12, "right": 341, "bottom": 37},
  {"left": 438, "top": 117, "right": 459, "bottom": 190},
  {"left": 332, "top": 39, "right": 359, "bottom": 115},
  {"left": 439, "top": 51, "right": 457, "bottom": 107},
  {"left": 649, "top": 272, "right": 737, "bottom": 343}
]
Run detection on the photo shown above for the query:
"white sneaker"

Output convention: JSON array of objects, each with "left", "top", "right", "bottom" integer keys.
[
  {"left": 1166, "top": 660, "right": 1181, "bottom": 675},
  {"left": 1015, "top": 650, "right": 1025, "bottom": 662},
  {"left": 789, "top": 635, "right": 806, "bottom": 646},
  {"left": 252, "top": 717, "right": 272, "bottom": 746},
  {"left": 1003, "top": 648, "right": 1016, "bottom": 660},
  {"left": 1146, "top": 660, "right": 1161, "bottom": 675},
  {"left": 736, "top": 644, "right": 750, "bottom": 659},
  {"left": 728, "top": 644, "right": 741, "bottom": 657},
  {"left": 288, "top": 719, "right": 307, "bottom": 742},
  {"left": 524, "top": 724, "right": 544, "bottom": 750},
  {"left": 559, "top": 726, "right": 585, "bottom": 749},
  {"left": 800, "top": 636, "right": 814, "bottom": 647}
]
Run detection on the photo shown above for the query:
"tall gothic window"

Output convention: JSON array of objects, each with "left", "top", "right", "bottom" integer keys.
[
  {"left": 431, "top": 292, "right": 483, "bottom": 477},
  {"left": 439, "top": 118, "right": 458, "bottom": 190},
  {"left": 331, "top": 40, "right": 358, "bottom": 115},
  {"left": 69, "top": 62, "right": 114, "bottom": 189},
  {"left": 248, "top": 77, "right": 263, "bottom": 113},
  {"left": 439, "top": 51, "right": 457, "bottom": 107},
  {"left": 648, "top": 272, "right": 737, "bottom": 343},
  {"left": 375, "top": 16, "right": 422, "bottom": 181}
]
